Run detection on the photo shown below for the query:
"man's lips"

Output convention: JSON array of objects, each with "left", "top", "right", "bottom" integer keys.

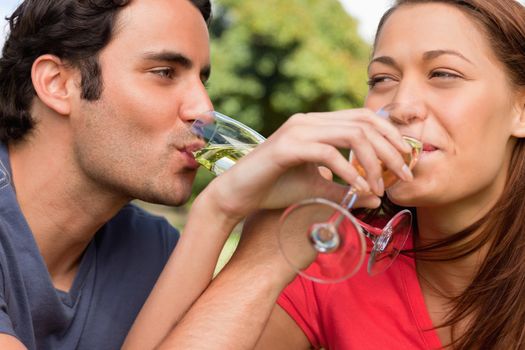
[
  {"left": 178, "top": 141, "right": 204, "bottom": 170},
  {"left": 180, "top": 150, "right": 200, "bottom": 169},
  {"left": 180, "top": 140, "right": 206, "bottom": 153}
]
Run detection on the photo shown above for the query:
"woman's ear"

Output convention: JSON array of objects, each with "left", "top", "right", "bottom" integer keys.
[
  {"left": 511, "top": 90, "right": 525, "bottom": 138},
  {"left": 31, "top": 54, "right": 78, "bottom": 116}
]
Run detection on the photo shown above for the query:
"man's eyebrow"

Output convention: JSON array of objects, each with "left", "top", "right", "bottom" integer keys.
[
  {"left": 422, "top": 49, "right": 473, "bottom": 64},
  {"left": 143, "top": 51, "right": 193, "bottom": 68},
  {"left": 142, "top": 50, "right": 211, "bottom": 80}
]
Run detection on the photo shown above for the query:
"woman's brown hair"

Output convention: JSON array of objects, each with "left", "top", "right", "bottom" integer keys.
[{"left": 371, "top": 0, "right": 525, "bottom": 348}]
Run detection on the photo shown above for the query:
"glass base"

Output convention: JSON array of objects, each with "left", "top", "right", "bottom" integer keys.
[{"left": 278, "top": 198, "right": 366, "bottom": 283}]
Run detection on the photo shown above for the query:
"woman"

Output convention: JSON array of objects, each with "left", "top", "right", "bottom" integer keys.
[{"left": 250, "top": 0, "right": 525, "bottom": 349}]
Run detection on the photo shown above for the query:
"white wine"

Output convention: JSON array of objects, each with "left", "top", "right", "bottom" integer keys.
[
  {"left": 352, "top": 136, "right": 422, "bottom": 188},
  {"left": 194, "top": 144, "right": 257, "bottom": 176}
]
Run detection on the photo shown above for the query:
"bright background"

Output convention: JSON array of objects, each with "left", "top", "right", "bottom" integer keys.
[{"left": 0, "top": 0, "right": 393, "bottom": 47}]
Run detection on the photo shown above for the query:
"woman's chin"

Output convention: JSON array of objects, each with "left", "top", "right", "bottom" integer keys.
[{"left": 386, "top": 183, "right": 426, "bottom": 207}]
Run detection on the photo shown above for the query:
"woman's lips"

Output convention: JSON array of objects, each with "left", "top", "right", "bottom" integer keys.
[{"left": 422, "top": 143, "right": 438, "bottom": 152}]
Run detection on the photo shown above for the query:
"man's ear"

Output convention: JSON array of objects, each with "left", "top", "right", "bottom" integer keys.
[
  {"left": 31, "top": 54, "right": 78, "bottom": 116},
  {"left": 511, "top": 90, "right": 525, "bottom": 138}
]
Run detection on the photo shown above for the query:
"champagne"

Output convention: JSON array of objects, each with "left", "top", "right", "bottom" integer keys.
[
  {"left": 352, "top": 136, "right": 422, "bottom": 188},
  {"left": 194, "top": 144, "right": 257, "bottom": 176}
]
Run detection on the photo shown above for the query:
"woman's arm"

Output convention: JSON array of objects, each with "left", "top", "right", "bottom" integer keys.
[
  {"left": 255, "top": 305, "right": 312, "bottom": 350},
  {"left": 156, "top": 209, "right": 308, "bottom": 350}
]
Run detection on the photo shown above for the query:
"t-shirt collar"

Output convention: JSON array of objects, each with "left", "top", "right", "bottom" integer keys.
[{"left": 0, "top": 143, "right": 12, "bottom": 191}]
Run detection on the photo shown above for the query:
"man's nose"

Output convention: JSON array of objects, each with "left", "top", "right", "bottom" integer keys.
[{"left": 179, "top": 81, "right": 214, "bottom": 124}]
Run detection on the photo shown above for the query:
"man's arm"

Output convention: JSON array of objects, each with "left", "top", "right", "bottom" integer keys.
[
  {"left": 123, "top": 194, "right": 242, "bottom": 349},
  {"left": 0, "top": 334, "right": 28, "bottom": 349},
  {"left": 124, "top": 109, "right": 397, "bottom": 349},
  {"left": 157, "top": 210, "right": 310, "bottom": 350}
]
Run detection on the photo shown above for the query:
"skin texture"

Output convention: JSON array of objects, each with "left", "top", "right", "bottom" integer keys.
[
  {"left": 70, "top": 0, "right": 213, "bottom": 206},
  {"left": 376, "top": 3, "right": 519, "bottom": 222}
]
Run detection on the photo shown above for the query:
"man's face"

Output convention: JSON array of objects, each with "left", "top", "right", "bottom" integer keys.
[{"left": 70, "top": 0, "right": 212, "bottom": 206}]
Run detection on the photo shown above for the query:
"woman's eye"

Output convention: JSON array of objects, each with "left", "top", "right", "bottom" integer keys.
[
  {"left": 151, "top": 68, "right": 175, "bottom": 79},
  {"left": 367, "top": 76, "right": 394, "bottom": 88},
  {"left": 430, "top": 70, "right": 460, "bottom": 80}
]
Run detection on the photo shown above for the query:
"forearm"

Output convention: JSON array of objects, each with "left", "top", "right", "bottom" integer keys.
[
  {"left": 157, "top": 255, "right": 294, "bottom": 349},
  {"left": 123, "top": 191, "right": 241, "bottom": 350}
]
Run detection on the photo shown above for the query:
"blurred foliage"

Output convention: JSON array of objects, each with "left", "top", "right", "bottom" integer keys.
[{"left": 190, "top": 0, "right": 371, "bottom": 197}]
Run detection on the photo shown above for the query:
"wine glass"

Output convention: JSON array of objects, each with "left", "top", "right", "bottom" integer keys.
[
  {"left": 189, "top": 107, "right": 423, "bottom": 283},
  {"left": 189, "top": 112, "right": 365, "bottom": 281},
  {"left": 277, "top": 102, "right": 424, "bottom": 283},
  {"left": 190, "top": 111, "right": 266, "bottom": 176}
]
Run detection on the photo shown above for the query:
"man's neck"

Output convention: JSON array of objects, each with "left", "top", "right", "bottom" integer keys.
[{"left": 8, "top": 137, "right": 128, "bottom": 291}]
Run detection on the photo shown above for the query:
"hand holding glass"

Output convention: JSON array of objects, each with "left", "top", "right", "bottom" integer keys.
[
  {"left": 190, "top": 107, "right": 423, "bottom": 283},
  {"left": 191, "top": 111, "right": 265, "bottom": 176}
]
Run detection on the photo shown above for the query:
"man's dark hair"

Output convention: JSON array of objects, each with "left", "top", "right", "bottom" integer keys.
[{"left": 0, "top": 0, "right": 212, "bottom": 144}]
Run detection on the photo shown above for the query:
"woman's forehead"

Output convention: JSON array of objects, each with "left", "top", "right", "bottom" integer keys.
[{"left": 373, "top": 3, "right": 495, "bottom": 64}]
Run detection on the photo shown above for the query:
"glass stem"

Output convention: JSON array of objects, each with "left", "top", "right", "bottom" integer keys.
[
  {"left": 341, "top": 187, "right": 358, "bottom": 211},
  {"left": 336, "top": 186, "right": 374, "bottom": 241},
  {"left": 325, "top": 187, "right": 357, "bottom": 229}
]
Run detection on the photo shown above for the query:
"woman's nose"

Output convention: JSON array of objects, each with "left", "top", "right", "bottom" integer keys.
[{"left": 381, "top": 102, "right": 427, "bottom": 125}]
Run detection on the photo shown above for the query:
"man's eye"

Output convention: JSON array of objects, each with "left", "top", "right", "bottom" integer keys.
[{"left": 151, "top": 68, "right": 175, "bottom": 79}]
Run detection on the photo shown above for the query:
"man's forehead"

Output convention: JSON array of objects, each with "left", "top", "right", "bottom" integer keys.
[{"left": 105, "top": 0, "right": 210, "bottom": 63}]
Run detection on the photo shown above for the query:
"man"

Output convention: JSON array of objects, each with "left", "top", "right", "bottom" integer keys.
[
  {"left": 0, "top": 0, "right": 214, "bottom": 348},
  {"left": 0, "top": 0, "right": 405, "bottom": 349}
]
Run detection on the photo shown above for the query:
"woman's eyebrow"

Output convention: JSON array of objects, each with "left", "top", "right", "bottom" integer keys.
[{"left": 422, "top": 49, "right": 473, "bottom": 64}]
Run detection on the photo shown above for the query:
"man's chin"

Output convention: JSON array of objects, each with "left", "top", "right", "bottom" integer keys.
[{"left": 135, "top": 189, "right": 192, "bottom": 207}]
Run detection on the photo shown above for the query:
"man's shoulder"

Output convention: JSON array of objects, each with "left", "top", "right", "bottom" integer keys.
[
  {"left": 98, "top": 203, "right": 180, "bottom": 252},
  {"left": 114, "top": 203, "right": 177, "bottom": 228}
]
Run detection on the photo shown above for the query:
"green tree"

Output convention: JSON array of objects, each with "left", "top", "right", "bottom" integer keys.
[{"left": 191, "top": 0, "right": 371, "bottom": 197}]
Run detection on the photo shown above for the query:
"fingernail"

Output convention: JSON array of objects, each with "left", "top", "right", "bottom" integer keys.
[
  {"left": 354, "top": 176, "right": 370, "bottom": 193},
  {"left": 376, "top": 178, "right": 384, "bottom": 196},
  {"left": 376, "top": 108, "right": 390, "bottom": 118},
  {"left": 401, "top": 164, "right": 413, "bottom": 181}
]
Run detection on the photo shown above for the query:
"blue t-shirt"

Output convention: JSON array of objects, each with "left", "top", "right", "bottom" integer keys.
[{"left": 0, "top": 144, "right": 180, "bottom": 349}]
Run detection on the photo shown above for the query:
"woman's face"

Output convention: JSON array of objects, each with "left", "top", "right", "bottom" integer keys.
[{"left": 366, "top": 3, "right": 523, "bottom": 210}]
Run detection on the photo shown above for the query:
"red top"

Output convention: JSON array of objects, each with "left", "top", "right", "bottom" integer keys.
[{"left": 277, "top": 238, "right": 443, "bottom": 349}]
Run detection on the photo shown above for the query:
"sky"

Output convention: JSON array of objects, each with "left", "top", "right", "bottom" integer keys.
[{"left": 340, "top": 0, "right": 393, "bottom": 42}]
